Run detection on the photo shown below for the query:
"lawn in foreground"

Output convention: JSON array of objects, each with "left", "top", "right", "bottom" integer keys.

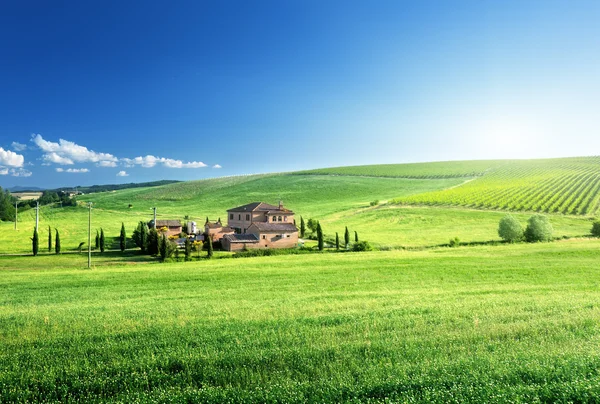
[{"left": 1, "top": 240, "right": 600, "bottom": 402}]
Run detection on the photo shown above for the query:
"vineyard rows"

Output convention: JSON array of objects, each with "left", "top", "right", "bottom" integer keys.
[
  {"left": 295, "top": 160, "right": 509, "bottom": 179},
  {"left": 395, "top": 157, "right": 600, "bottom": 215}
]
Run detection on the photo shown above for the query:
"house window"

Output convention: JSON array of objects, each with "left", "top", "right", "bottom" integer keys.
[
  {"left": 230, "top": 214, "right": 233, "bottom": 220},
  {"left": 284, "top": 216, "right": 287, "bottom": 222},
  {"left": 272, "top": 216, "right": 276, "bottom": 222},
  {"left": 278, "top": 216, "right": 282, "bottom": 222},
  {"left": 238, "top": 214, "right": 241, "bottom": 220},
  {"left": 262, "top": 235, "right": 266, "bottom": 239},
  {"left": 246, "top": 214, "right": 250, "bottom": 221},
  {"left": 287, "top": 235, "right": 290, "bottom": 238}
]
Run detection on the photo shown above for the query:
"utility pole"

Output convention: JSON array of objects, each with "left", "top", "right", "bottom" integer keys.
[
  {"left": 151, "top": 207, "right": 157, "bottom": 228},
  {"left": 14, "top": 201, "right": 17, "bottom": 230},
  {"left": 88, "top": 202, "right": 93, "bottom": 269},
  {"left": 35, "top": 201, "right": 39, "bottom": 232}
]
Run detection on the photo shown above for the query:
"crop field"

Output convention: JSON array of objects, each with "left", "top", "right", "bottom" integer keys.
[
  {"left": 396, "top": 156, "right": 600, "bottom": 215},
  {"left": 2, "top": 241, "right": 600, "bottom": 402},
  {"left": 295, "top": 160, "right": 508, "bottom": 179}
]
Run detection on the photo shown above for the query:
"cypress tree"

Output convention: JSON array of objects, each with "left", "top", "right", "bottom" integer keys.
[
  {"left": 317, "top": 222, "right": 324, "bottom": 251},
  {"left": 206, "top": 236, "right": 213, "bottom": 258},
  {"left": 335, "top": 232, "right": 339, "bottom": 250},
  {"left": 300, "top": 216, "right": 306, "bottom": 238},
  {"left": 95, "top": 230, "right": 99, "bottom": 249},
  {"left": 344, "top": 226, "right": 350, "bottom": 248},
  {"left": 48, "top": 225, "right": 52, "bottom": 252},
  {"left": 355, "top": 231, "right": 358, "bottom": 242},
  {"left": 99, "top": 228, "right": 105, "bottom": 253},
  {"left": 184, "top": 237, "right": 191, "bottom": 261},
  {"left": 32, "top": 228, "right": 39, "bottom": 256},
  {"left": 148, "top": 228, "right": 159, "bottom": 255},
  {"left": 159, "top": 234, "right": 168, "bottom": 261},
  {"left": 140, "top": 223, "right": 148, "bottom": 253},
  {"left": 55, "top": 229, "right": 61, "bottom": 254},
  {"left": 119, "top": 223, "right": 126, "bottom": 252}
]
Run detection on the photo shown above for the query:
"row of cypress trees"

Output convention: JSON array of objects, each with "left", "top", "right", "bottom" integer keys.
[
  {"left": 32, "top": 226, "right": 61, "bottom": 256},
  {"left": 31, "top": 223, "right": 128, "bottom": 256}
]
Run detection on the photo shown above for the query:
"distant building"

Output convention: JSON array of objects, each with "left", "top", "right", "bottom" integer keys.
[
  {"left": 149, "top": 220, "right": 182, "bottom": 237},
  {"left": 222, "top": 201, "right": 298, "bottom": 251}
]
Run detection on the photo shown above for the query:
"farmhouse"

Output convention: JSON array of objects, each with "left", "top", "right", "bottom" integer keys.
[
  {"left": 222, "top": 201, "right": 298, "bottom": 251},
  {"left": 149, "top": 220, "right": 182, "bottom": 237},
  {"left": 205, "top": 220, "right": 235, "bottom": 242}
]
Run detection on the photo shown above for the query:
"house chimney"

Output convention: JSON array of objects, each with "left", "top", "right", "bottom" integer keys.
[{"left": 279, "top": 200, "right": 283, "bottom": 210}]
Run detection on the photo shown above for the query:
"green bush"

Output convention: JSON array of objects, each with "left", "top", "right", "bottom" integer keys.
[
  {"left": 449, "top": 237, "right": 460, "bottom": 247},
  {"left": 592, "top": 220, "right": 600, "bottom": 237},
  {"left": 498, "top": 214, "right": 523, "bottom": 242},
  {"left": 524, "top": 214, "right": 553, "bottom": 242},
  {"left": 352, "top": 241, "right": 372, "bottom": 251},
  {"left": 369, "top": 200, "right": 379, "bottom": 206}
]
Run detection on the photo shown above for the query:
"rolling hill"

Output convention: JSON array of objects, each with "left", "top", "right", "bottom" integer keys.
[{"left": 1, "top": 157, "right": 599, "bottom": 254}]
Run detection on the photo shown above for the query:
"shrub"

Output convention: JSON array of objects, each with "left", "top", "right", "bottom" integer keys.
[
  {"left": 449, "top": 237, "right": 460, "bottom": 247},
  {"left": 370, "top": 200, "right": 379, "bottom": 206},
  {"left": 524, "top": 214, "right": 553, "bottom": 242},
  {"left": 498, "top": 214, "right": 523, "bottom": 242},
  {"left": 592, "top": 220, "right": 600, "bottom": 237},
  {"left": 352, "top": 240, "right": 372, "bottom": 251}
]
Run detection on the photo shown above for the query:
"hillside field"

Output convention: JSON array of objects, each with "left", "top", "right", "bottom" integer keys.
[{"left": 2, "top": 241, "right": 600, "bottom": 402}]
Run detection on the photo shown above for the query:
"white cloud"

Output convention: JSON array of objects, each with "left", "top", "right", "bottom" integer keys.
[
  {"left": 0, "top": 147, "right": 24, "bottom": 167},
  {"left": 32, "top": 134, "right": 117, "bottom": 166},
  {"left": 213, "top": 164, "right": 222, "bottom": 168},
  {"left": 43, "top": 152, "right": 74, "bottom": 165},
  {"left": 0, "top": 168, "right": 8, "bottom": 175},
  {"left": 56, "top": 167, "right": 89, "bottom": 173},
  {"left": 116, "top": 170, "right": 129, "bottom": 177},
  {"left": 11, "top": 168, "right": 32, "bottom": 177},
  {"left": 122, "top": 155, "right": 207, "bottom": 169},
  {"left": 11, "top": 142, "right": 27, "bottom": 151}
]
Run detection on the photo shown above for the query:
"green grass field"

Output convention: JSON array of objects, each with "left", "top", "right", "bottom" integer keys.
[{"left": 2, "top": 241, "right": 600, "bottom": 402}]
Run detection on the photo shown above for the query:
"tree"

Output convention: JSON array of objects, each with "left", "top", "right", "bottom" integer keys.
[
  {"left": 591, "top": 221, "right": 600, "bottom": 237},
  {"left": 206, "top": 236, "right": 214, "bottom": 258},
  {"left": 55, "top": 229, "right": 61, "bottom": 254},
  {"left": 300, "top": 216, "right": 306, "bottom": 238},
  {"left": 498, "top": 214, "right": 523, "bottom": 242},
  {"left": 344, "top": 226, "right": 350, "bottom": 248},
  {"left": 132, "top": 221, "right": 149, "bottom": 253},
  {"left": 335, "top": 232, "right": 339, "bottom": 250},
  {"left": 355, "top": 231, "right": 358, "bottom": 243},
  {"left": 524, "top": 214, "right": 553, "bottom": 242},
  {"left": 317, "top": 222, "right": 324, "bottom": 251},
  {"left": 0, "top": 187, "right": 17, "bottom": 222},
  {"left": 48, "top": 225, "right": 52, "bottom": 252},
  {"left": 184, "top": 237, "right": 191, "bottom": 261},
  {"left": 120, "top": 223, "right": 126, "bottom": 252},
  {"left": 307, "top": 218, "right": 318, "bottom": 233},
  {"left": 99, "top": 228, "right": 105, "bottom": 253},
  {"left": 147, "top": 228, "right": 159, "bottom": 255},
  {"left": 95, "top": 230, "right": 100, "bottom": 249},
  {"left": 32, "top": 228, "right": 39, "bottom": 256},
  {"left": 352, "top": 240, "right": 372, "bottom": 252},
  {"left": 159, "top": 234, "right": 168, "bottom": 261}
]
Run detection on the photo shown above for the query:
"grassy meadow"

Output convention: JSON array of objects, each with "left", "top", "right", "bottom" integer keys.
[{"left": 2, "top": 241, "right": 600, "bottom": 402}]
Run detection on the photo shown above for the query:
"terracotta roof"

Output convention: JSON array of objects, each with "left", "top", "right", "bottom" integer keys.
[
  {"left": 227, "top": 202, "right": 293, "bottom": 213},
  {"left": 205, "top": 222, "right": 222, "bottom": 229},
  {"left": 153, "top": 220, "right": 182, "bottom": 227},
  {"left": 249, "top": 223, "right": 298, "bottom": 232},
  {"left": 223, "top": 234, "right": 260, "bottom": 243}
]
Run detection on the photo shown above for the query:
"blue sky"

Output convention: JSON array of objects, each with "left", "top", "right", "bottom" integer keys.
[{"left": 1, "top": 0, "right": 599, "bottom": 188}]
